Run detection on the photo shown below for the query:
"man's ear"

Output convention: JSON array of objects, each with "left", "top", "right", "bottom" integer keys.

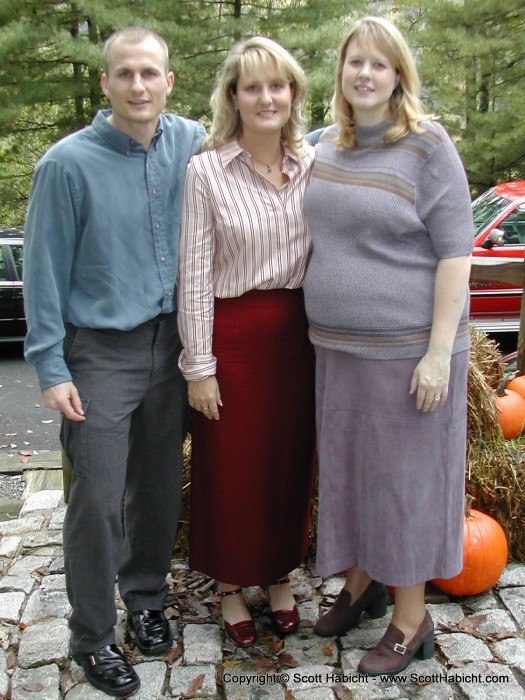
[
  {"left": 166, "top": 71, "right": 175, "bottom": 96},
  {"left": 100, "top": 72, "right": 110, "bottom": 98}
]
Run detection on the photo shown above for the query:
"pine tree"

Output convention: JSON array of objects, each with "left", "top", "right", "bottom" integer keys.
[{"left": 404, "top": 0, "right": 525, "bottom": 192}]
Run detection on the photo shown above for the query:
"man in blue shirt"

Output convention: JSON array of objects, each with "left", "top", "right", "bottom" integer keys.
[{"left": 24, "top": 26, "right": 206, "bottom": 697}]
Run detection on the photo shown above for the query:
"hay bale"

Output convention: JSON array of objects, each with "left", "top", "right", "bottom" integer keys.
[
  {"left": 173, "top": 434, "right": 192, "bottom": 559},
  {"left": 466, "top": 328, "right": 525, "bottom": 562}
]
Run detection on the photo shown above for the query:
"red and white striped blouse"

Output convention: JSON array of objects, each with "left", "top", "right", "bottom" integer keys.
[{"left": 177, "top": 138, "right": 314, "bottom": 380}]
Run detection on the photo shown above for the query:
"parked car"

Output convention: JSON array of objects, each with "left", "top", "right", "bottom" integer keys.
[
  {"left": 0, "top": 226, "right": 25, "bottom": 341},
  {"left": 470, "top": 180, "right": 525, "bottom": 333}
]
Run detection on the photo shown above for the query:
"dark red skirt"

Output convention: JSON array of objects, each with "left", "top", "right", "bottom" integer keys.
[{"left": 188, "top": 288, "right": 316, "bottom": 586}]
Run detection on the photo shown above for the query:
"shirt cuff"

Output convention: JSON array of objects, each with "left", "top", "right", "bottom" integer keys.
[{"left": 178, "top": 350, "right": 217, "bottom": 381}]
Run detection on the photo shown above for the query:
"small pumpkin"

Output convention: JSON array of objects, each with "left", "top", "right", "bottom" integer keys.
[
  {"left": 431, "top": 496, "right": 508, "bottom": 596},
  {"left": 507, "top": 373, "right": 525, "bottom": 401},
  {"left": 494, "top": 378, "right": 525, "bottom": 439}
]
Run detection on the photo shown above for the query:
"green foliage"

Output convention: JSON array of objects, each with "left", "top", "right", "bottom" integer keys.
[
  {"left": 405, "top": 0, "right": 525, "bottom": 194},
  {"left": 1, "top": 0, "right": 525, "bottom": 222}
]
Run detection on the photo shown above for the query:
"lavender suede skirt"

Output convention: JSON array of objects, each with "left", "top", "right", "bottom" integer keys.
[{"left": 314, "top": 347, "right": 469, "bottom": 587}]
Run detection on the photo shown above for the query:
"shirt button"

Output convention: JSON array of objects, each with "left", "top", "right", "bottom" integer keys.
[
  {"left": 156, "top": 223, "right": 160, "bottom": 229},
  {"left": 167, "top": 291, "right": 172, "bottom": 296},
  {"left": 152, "top": 188, "right": 157, "bottom": 194},
  {"left": 160, "top": 256, "right": 166, "bottom": 262}
]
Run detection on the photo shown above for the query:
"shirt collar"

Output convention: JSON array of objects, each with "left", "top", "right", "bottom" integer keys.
[
  {"left": 218, "top": 138, "right": 303, "bottom": 170},
  {"left": 92, "top": 109, "right": 163, "bottom": 154}
]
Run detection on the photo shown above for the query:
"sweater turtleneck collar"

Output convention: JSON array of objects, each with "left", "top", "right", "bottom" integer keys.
[{"left": 354, "top": 117, "right": 393, "bottom": 148}]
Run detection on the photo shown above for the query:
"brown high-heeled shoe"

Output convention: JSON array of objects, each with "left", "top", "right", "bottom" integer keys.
[
  {"left": 314, "top": 580, "right": 387, "bottom": 637},
  {"left": 267, "top": 577, "right": 299, "bottom": 635},
  {"left": 358, "top": 610, "right": 434, "bottom": 676},
  {"left": 219, "top": 588, "right": 256, "bottom": 648}
]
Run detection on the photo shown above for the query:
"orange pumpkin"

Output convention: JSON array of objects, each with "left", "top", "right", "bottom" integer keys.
[
  {"left": 494, "top": 379, "right": 525, "bottom": 439},
  {"left": 507, "top": 374, "right": 525, "bottom": 401},
  {"left": 431, "top": 496, "right": 508, "bottom": 596}
]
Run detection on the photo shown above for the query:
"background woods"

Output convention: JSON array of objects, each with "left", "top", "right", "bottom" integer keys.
[{"left": 1, "top": 0, "right": 525, "bottom": 224}]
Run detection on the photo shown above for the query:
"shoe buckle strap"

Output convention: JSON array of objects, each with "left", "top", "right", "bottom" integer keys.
[{"left": 393, "top": 642, "right": 406, "bottom": 655}]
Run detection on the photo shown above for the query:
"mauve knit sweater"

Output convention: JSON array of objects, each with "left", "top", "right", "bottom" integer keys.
[{"left": 303, "top": 118, "right": 474, "bottom": 360}]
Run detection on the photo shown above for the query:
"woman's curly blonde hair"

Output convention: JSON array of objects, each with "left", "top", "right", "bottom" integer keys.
[
  {"left": 204, "top": 36, "right": 307, "bottom": 155},
  {"left": 333, "top": 16, "right": 432, "bottom": 149}
]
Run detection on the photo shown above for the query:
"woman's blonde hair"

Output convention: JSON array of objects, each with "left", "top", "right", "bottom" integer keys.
[
  {"left": 204, "top": 36, "right": 307, "bottom": 154},
  {"left": 332, "top": 16, "right": 432, "bottom": 148}
]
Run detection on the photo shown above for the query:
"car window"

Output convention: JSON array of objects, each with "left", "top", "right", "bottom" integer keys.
[
  {"left": 0, "top": 248, "right": 7, "bottom": 281},
  {"left": 10, "top": 244, "right": 23, "bottom": 279},
  {"left": 472, "top": 190, "right": 510, "bottom": 235},
  {"left": 498, "top": 204, "right": 525, "bottom": 245}
]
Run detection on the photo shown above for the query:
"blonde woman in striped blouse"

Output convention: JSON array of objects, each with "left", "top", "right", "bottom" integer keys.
[{"left": 177, "top": 37, "right": 316, "bottom": 648}]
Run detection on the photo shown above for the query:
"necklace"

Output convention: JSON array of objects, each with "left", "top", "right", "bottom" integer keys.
[{"left": 246, "top": 145, "right": 283, "bottom": 173}]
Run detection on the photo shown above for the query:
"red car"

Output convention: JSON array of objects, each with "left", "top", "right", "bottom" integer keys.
[{"left": 470, "top": 180, "right": 525, "bottom": 333}]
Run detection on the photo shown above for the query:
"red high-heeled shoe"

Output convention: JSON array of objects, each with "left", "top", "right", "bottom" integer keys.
[
  {"left": 267, "top": 577, "right": 300, "bottom": 635},
  {"left": 219, "top": 588, "right": 257, "bottom": 648}
]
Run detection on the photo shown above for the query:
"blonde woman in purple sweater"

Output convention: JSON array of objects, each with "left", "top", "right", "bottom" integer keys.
[{"left": 304, "top": 17, "right": 473, "bottom": 676}]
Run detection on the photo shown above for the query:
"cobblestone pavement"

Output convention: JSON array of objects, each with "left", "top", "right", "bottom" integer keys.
[{"left": 0, "top": 489, "right": 523, "bottom": 700}]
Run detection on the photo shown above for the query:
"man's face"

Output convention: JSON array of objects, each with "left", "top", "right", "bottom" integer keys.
[{"left": 100, "top": 36, "right": 174, "bottom": 137}]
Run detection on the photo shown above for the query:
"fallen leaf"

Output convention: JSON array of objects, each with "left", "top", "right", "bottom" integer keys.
[
  {"left": 184, "top": 673, "right": 205, "bottom": 697},
  {"left": 21, "top": 458, "right": 29, "bottom": 464},
  {"left": 253, "top": 657, "right": 277, "bottom": 670},
  {"left": 164, "top": 645, "right": 182, "bottom": 664},
  {"left": 333, "top": 684, "right": 354, "bottom": 700},
  {"left": 491, "top": 631, "right": 518, "bottom": 641},
  {"left": 458, "top": 614, "right": 487, "bottom": 632},
  {"left": 18, "top": 450, "right": 32, "bottom": 457},
  {"left": 323, "top": 643, "right": 334, "bottom": 656},
  {"left": 22, "top": 682, "right": 44, "bottom": 692},
  {"left": 436, "top": 622, "right": 454, "bottom": 633},
  {"left": 266, "top": 638, "right": 284, "bottom": 654},
  {"left": 4, "top": 433, "right": 17, "bottom": 437},
  {"left": 184, "top": 594, "right": 211, "bottom": 618},
  {"left": 278, "top": 652, "right": 297, "bottom": 668}
]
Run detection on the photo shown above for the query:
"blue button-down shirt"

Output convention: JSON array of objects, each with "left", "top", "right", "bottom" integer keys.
[{"left": 24, "top": 110, "right": 206, "bottom": 389}]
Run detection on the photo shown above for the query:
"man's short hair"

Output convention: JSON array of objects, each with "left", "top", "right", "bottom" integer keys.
[{"left": 104, "top": 26, "right": 170, "bottom": 75}]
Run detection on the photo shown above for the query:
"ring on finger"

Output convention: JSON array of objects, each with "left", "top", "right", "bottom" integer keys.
[
  {"left": 202, "top": 406, "right": 209, "bottom": 411},
  {"left": 434, "top": 395, "right": 441, "bottom": 401}
]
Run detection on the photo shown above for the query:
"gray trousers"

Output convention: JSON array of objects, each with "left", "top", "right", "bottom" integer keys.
[{"left": 61, "top": 312, "right": 187, "bottom": 653}]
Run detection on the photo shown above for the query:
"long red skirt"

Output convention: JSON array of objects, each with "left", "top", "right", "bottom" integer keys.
[{"left": 188, "top": 288, "right": 316, "bottom": 586}]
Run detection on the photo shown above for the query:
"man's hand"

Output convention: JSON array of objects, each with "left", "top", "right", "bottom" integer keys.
[{"left": 42, "top": 382, "right": 86, "bottom": 422}]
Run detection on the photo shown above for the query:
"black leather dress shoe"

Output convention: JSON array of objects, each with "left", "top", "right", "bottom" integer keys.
[
  {"left": 126, "top": 609, "right": 172, "bottom": 655},
  {"left": 73, "top": 644, "right": 140, "bottom": 697}
]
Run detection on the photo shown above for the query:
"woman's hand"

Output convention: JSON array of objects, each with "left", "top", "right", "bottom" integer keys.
[
  {"left": 410, "top": 254, "right": 471, "bottom": 412},
  {"left": 188, "top": 376, "right": 223, "bottom": 420},
  {"left": 409, "top": 352, "right": 451, "bottom": 412}
]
